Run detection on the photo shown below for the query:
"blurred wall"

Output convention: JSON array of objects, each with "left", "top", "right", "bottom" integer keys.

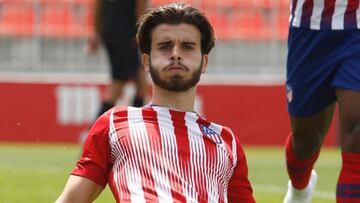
[{"left": 0, "top": 81, "right": 338, "bottom": 146}]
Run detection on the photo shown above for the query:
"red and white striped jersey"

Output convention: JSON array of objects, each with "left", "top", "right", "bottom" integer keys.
[
  {"left": 72, "top": 105, "right": 255, "bottom": 203},
  {"left": 290, "top": 0, "right": 360, "bottom": 30}
]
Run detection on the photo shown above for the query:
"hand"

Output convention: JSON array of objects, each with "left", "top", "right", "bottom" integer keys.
[{"left": 86, "top": 33, "right": 101, "bottom": 55}]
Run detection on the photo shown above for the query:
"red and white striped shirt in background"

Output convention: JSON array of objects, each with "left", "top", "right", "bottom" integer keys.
[
  {"left": 72, "top": 105, "right": 255, "bottom": 203},
  {"left": 290, "top": 0, "right": 360, "bottom": 30}
]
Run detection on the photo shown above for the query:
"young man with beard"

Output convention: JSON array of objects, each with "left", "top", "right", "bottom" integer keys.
[{"left": 56, "top": 3, "right": 255, "bottom": 203}]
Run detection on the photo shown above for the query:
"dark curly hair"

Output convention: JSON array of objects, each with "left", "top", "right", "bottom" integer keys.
[{"left": 136, "top": 3, "right": 215, "bottom": 55}]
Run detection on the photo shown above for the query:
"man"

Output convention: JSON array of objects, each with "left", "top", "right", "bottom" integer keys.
[
  {"left": 56, "top": 3, "right": 256, "bottom": 203},
  {"left": 283, "top": 0, "right": 360, "bottom": 203},
  {"left": 87, "top": 0, "right": 148, "bottom": 117}
]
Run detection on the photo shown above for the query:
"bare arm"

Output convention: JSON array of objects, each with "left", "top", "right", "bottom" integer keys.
[
  {"left": 86, "top": 0, "right": 103, "bottom": 54},
  {"left": 55, "top": 175, "right": 103, "bottom": 203},
  {"left": 93, "top": 0, "right": 103, "bottom": 37}
]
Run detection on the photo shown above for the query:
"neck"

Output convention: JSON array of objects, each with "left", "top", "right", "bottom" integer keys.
[{"left": 151, "top": 85, "right": 196, "bottom": 112}]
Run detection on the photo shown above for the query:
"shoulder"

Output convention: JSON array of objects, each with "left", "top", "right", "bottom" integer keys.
[
  {"left": 111, "top": 106, "right": 155, "bottom": 124},
  {"left": 204, "top": 119, "right": 240, "bottom": 145},
  {"left": 220, "top": 125, "right": 234, "bottom": 136},
  {"left": 207, "top": 120, "right": 234, "bottom": 138},
  {"left": 197, "top": 116, "right": 236, "bottom": 140},
  {"left": 112, "top": 105, "right": 149, "bottom": 118},
  {"left": 91, "top": 106, "right": 129, "bottom": 135},
  {"left": 111, "top": 105, "right": 129, "bottom": 117}
]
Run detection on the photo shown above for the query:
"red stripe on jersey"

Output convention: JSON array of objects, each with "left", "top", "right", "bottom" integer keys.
[
  {"left": 321, "top": 0, "right": 336, "bottom": 29},
  {"left": 225, "top": 129, "right": 255, "bottom": 203},
  {"left": 344, "top": 0, "right": 359, "bottom": 28},
  {"left": 141, "top": 108, "right": 160, "bottom": 203},
  {"left": 300, "top": 0, "right": 314, "bottom": 27},
  {"left": 169, "top": 110, "right": 188, "bottom": 202},
  {"left": 111, "top": 107, "right": 131, "bottom": 202}
]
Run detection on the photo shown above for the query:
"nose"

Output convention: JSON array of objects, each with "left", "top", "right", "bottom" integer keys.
[{"left": 170, "top": 46, "right": 182, "bottom": 62}]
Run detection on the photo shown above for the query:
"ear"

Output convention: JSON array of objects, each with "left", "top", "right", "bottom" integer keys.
[
  {"left": 201, "top": 54, "right": 208, "bottom": 73},
  {"left": 142, "top": 54, "right": 150, "bottom": 73}
]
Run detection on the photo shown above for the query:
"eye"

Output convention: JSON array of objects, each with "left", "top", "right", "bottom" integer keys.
[
  {"left": 159, "top": 44, "right": 171, "bottom": 50},
  {"left": 183, "top": 44, "right": 194, "bottom": 50}
]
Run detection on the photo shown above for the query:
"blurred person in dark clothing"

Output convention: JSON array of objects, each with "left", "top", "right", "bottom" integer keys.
[{"left": 87, "top": 0, "right": 149, "bottom": 118}]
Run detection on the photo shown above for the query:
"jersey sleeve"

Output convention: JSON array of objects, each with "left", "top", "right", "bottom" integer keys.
[
  {"left": 227, "top": 133, "right": 256, "bottom": 203},
  {"left": 71, "top": 111, "right": 112, "bottom": 188}
]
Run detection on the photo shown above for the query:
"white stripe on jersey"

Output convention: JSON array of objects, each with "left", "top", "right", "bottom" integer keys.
[
  {"left": 185, "top": 112, "right": 204, "bottom": 203},
  {"left": 292, "top": 0, "right": 305, "bottom": 27},
  {"left": 110, "top": 109, "right": 132, "bottom": 201},
  {"left": 310, "top": 0, "right": 324, "bottom": 29},
  {"left": 332, "top": 0, "right": 348, "bottom": 29},
  {"left": 357, "top": 2, "right": 360, "bottom": 29},
  {"left": 208, "top": 123, "right": 223, "bottom": 203},
  {"left": 151, "top": 106, "right": 174, "bottom": 203},
  {"left": 109, "top": 109, "right": 122, "bottom": 198},
  {"left": 127, "top": 107, "right": 146, "bottom": 203},
  {"left": 223, "top": 127, "right": 238, "bottom": 203},
  {"left": 152, "top": 106, "right": 179, "bottom": 202}
]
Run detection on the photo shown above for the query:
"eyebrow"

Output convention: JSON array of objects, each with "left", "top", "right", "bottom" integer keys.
[
  {"left": 156, "top": 41, "right": 172, "bottom": 46},
  {"left": 182, "top": 41, "right": 196, "bottom": 46},
  {"left": 156, "top": 41, "right": 197, "bottom": 46}
]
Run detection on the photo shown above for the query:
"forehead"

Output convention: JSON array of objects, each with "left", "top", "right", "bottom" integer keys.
[{"left": 151, "top": 23, "right": 201, "bottom": 43}]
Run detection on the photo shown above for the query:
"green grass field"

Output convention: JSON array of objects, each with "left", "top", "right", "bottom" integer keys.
[{"left": 0, "top": 143, "right": 341, "bottom": 203}]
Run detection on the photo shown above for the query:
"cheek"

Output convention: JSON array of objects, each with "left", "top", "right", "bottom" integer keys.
[
  {"left": 150, "top": 52, "right": 169, "bottom": 66},
  {"left": 183, "top": 53, "right": 202, "bottom": 68}
]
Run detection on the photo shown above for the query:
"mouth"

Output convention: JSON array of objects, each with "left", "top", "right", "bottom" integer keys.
[
  {"left": 168, "top": 67, "right": 184, "bottom": 71},
  {"left": 165, "top": 64, "right": 188, "bottom": 72}
]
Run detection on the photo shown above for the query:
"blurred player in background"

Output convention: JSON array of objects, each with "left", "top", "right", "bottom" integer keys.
[
  {"left": 283, "top": 0, "right": 360, "bottom": 202},
  {"left": 56, "top": 3, "right": 255, "bottom": 203},
  {"left": 87, "top": 0, "right": 149, "bottom": 118}
]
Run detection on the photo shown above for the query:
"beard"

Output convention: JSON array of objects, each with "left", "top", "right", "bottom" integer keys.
[{"left": 149, "top": 59, "right": 203, "bottom": 92}]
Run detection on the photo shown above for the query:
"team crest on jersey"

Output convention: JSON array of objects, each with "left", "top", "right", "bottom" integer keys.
[
  {"left": 199, "top": 124, "right": 222, "bottom": 144},
  {"left": 286, "top": 84, "right": 293, "bottom": 103}
]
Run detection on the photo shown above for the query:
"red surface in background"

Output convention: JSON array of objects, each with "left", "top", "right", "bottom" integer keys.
[
  {"left": 198, "top": 85, "right": 337, "bottom": 146},
  {"left": 0, "top": 82, "right": 338, "bottom": 146}
]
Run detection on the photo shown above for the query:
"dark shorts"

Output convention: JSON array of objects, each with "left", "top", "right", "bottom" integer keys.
[
  {"left": 103, "top": 41, "right": 140, "bottom": 81},
  {"left": 286, "top": 27, "right": 360, "bottom": 117}
]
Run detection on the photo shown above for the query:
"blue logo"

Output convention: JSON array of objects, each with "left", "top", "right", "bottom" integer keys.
[
  {"left": 286, "top": 84, "right": 293, "bottom": 103},
  {"left": 199, "top": 124, "right": 222, "bottom": 144}
]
